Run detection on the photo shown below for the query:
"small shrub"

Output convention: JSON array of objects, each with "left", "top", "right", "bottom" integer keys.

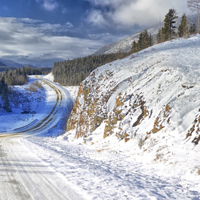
[
  {"left": 29, "top": 83, "right": 37, "bottom": 92},
  {"left": 35, "top": 80, "right": 43, "bottom": 90},
  {"left": 154, "top": 153, "right": 163, "bottom": 161},
  {"left": 28, "top": 81, "right": 43, "bottom": 92}
]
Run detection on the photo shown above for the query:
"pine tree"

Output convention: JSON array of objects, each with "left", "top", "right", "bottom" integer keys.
[
  {"left": 148, "top": 33, "right": 154, "bottom": 46},
  {"left": 178, "top": 13, "right": 188, "bottom": 38},
  {"left": 0, "top": 77, "right": 11, "bottom": 112},
  {"left": 162, "top": 9, "right": 178, "bottom": 41},
  {"left": 131, "top": 41, "right": 138, "bottom": 53},
  {"left": 130, "top": 29, "right": 154, "bottom": 53},
  {"left": 189, "top": 23, "right": 197, "bottom": 34}
]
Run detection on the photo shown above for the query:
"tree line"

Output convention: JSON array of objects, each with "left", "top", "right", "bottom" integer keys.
[
  {"left": 0, "top": 66, "right": 51, "bottom": 86},
  {"left": 157, "top": 9, "right": 197, "bottom": 43},
  {"left": 0, "top": 77, "right": 10, "bottom": 112},
  {"left": 131, "top": 29, "right": 154, "bottom": 53},
  {"left": 52, "top": 52, "right": 131, "bottom": 86},
  {"left": 132, "top": 7, "right": 198, "bottom": 53},
  {"left": 0, "top": 66, "right": 51, "bottom": 112}
]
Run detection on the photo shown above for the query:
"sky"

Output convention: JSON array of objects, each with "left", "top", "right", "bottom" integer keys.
[{"left": 0, "top": 0, "right": 189, "bottom": 67}]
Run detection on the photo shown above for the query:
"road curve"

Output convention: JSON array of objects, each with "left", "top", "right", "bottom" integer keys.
[
  {"left": 15, "top": 76, "right": 72, "bottom": 136},
  {"left": 0, "top": 77, "right": 79, "bottom": 200}
]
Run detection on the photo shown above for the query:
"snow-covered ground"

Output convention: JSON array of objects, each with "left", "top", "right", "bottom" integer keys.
[
  {"left": 0, "top": 76, "right": 48, "bottom": 133},
  {"left": 21, "top": 135, "right": 200, "bottom": 200},
  {"left": 1, "top": 35, "right": 200, "bottom": 199},
  {"left": 64, "top": 34, "right": 200, "bottom": 199},
  {"left": 0, "top": 74, "right": 74, "bottom": 136}
]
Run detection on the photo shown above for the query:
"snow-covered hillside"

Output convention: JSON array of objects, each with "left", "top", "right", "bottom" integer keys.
[
  {"left": 66, "top": 34, "right": 200, "bottom": 178},
  {"left": 93, "top": 24, "right": 161, "bottom": 55}
]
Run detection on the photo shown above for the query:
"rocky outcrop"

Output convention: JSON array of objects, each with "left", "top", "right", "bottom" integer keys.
[{"left": 66, "top": 36, "right": 200, "bottom": 148}]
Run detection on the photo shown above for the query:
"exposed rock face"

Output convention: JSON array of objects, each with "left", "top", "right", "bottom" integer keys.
[
  {"left": 67, "top": 70, "right": 114, "bottom": 138},
  {"left": 67, "top": 36, "right": 200, "bottom": 147}
]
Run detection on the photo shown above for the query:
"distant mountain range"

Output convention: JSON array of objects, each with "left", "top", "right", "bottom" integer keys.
[{"left": 0, "top": 58, "right": 36, "bottom": 72}]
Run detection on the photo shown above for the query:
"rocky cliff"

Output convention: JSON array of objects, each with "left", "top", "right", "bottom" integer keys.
[{"left": 66, "top": 35, "right": 200, "bottom": 170}]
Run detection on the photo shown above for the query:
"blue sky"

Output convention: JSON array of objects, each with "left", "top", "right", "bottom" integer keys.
[{"left": 0, "top": 0, "right": 188, "bottom": 67}]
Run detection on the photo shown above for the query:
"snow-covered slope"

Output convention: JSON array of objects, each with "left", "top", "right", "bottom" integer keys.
[
  {"left": 93, "top": 24, "right": 161, "bottom": 55},
  {"left": 66, "top": 34, "right": 200, "bottom": 177}
]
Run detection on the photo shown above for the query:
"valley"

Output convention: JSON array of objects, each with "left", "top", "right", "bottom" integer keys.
[{"left": 1, "top": 35, "right": 200, "bottom": 199}]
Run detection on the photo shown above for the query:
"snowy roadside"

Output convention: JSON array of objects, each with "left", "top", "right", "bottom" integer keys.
[
  {"left": 21, "top": 135, "right": 200, "bottom": 200},
  {"left": 0, "top": 76, "right": 50, "bottom": 133},
  {"left": 22, "top": 46, "right": 200, "bottom": 199}
]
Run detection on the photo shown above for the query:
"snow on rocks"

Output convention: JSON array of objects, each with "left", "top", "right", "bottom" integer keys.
[{"left": 66, "top": 34, "right": 200, "bottom": 181}]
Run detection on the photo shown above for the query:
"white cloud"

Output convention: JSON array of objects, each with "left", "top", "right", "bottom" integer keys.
[
  {"left": 65, "top": 22, "right": 73, "bottom": 28},
  {"left": 85, "top": 0, "right": 188, "bottom": 27},
  {"left": 36, "top": 0, "right": 58, "bottom": 11},
  {"left": 86, "top": 10, "right": 108, "bottom": 27},
  {"left": 0, "top": 17, "right": 105, "bottom": 67},
  {"left": 43, "top": 0, "right": 58, "bottom": 11}
]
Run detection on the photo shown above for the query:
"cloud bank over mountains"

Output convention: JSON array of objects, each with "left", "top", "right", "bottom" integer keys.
[
  {"left": 0, "top": 0, "right": 190, "bottom": 67},
  {"left": 85, "top": 0, "right": 188, "bottom": 27},
  {"left": 0, "top": 17, "right": 106, "bottom": 67}
]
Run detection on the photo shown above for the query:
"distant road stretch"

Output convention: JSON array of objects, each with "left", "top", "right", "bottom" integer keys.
[{"left": 15, "top": 76, "right": 65, "bottom": 135}]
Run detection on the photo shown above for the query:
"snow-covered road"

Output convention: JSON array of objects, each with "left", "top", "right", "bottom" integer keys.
[
  {"left": 0, "top": 77, "right": 82, "bottom": 200},
  {"left": 22, "top": 136, "right": 200, "bottom": 200},
  {"left": 14, "top": 76, "right": 73, "bottom": 136},
  {"left": 0, "top": 134, "right": 82, "bottom": 200}
]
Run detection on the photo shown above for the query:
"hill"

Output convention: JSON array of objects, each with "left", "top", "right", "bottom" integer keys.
[
  {"left": 93, "top": 24, "right": 161, "bottom": 55},
  {"left": 66, "top": 35, "right": 200, "bottom": 178},
  {"left": 0, "top": 58, "right": 37, "bottom": 71},
  {"left": 0, "top": 58, "right": 25, "bottom": 69}
]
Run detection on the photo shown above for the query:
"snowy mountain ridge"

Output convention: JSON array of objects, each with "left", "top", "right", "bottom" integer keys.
[
  {"left": 93, "top": 14, "right": 198, "bottom": 56},
  {"left": 93, "top": 24, "right": 162, "bottom": 55},
  {"left": 66, "top": 34, "right": 200, "bottom": 178}
]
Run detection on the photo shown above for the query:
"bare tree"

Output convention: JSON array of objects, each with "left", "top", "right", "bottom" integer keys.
[{"left": 187, "top": 0, "right": 200, "bottom": 33}]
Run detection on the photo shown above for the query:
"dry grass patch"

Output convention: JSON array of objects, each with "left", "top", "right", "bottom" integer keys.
[{"left": 28, "top": 81, "right": 43, "bottom": 92}]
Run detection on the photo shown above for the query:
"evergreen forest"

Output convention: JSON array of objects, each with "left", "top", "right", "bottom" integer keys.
[{"left": 52, "top": 52, "right": 130, "bottom": 86}]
